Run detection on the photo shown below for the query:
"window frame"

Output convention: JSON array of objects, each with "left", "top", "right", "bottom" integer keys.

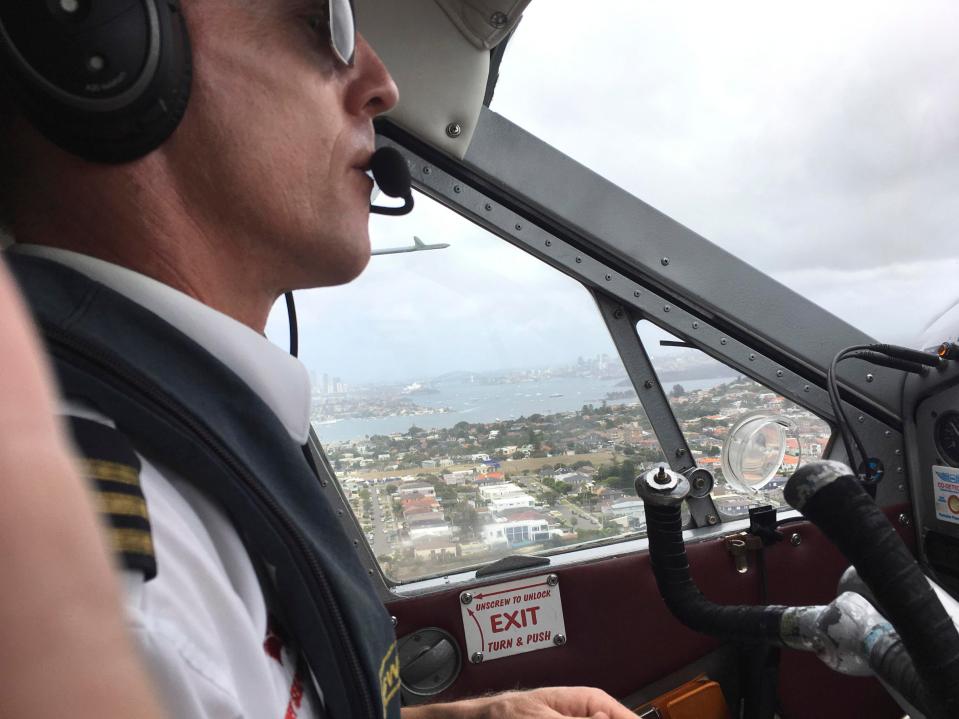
[{"left": 306, "top": 119, "right": 907, "bottom": 596}]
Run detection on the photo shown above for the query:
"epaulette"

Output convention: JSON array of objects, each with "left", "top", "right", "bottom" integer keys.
[{"left": 67, "top": 416, "right": 157, "bottom": 581}]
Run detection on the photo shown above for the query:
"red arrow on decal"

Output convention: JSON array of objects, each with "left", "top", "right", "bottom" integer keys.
[
  {"left": 467, "top": 608, "right": 485, "bottom": 649},
  {"left": 474, "top": 582, "right": 547, "bottom": 600}
]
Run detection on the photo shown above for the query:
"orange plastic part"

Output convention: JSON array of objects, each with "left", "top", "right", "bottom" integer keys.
[{"left": 632, "top": 674, "right": 730, "bottom": 719}]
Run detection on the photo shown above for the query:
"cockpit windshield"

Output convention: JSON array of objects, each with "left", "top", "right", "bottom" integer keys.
[{"left": 491, "top": 0, "right": 959, "bottom": 344}]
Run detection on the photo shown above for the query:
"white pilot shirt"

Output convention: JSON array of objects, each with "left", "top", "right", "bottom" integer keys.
[{"left": 12, "top": 244, "right": 321, "bottom": 719}]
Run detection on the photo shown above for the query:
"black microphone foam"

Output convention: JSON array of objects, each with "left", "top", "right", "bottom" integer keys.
[{"left": 370, "top": 147, "right": 411, "bottom": 199}]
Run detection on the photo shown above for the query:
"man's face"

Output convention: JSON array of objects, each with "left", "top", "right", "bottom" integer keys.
[{"left": 170, "top": 0, "right": 399, "bottom": 292}]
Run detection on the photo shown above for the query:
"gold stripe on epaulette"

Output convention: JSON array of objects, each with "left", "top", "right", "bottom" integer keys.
[
  {"left": 110, "top": 528, "right": 155, "bottom": 557},
  {"left": 81, "top": 459, "right": 140, "bottom": 486},
  {"left": 96, "top": 492, "right": 149, "bottom": 520}
]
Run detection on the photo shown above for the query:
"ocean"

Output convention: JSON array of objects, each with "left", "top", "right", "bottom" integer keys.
[{"left": 313, "top": 374, "right": 738, "bottom": 444}]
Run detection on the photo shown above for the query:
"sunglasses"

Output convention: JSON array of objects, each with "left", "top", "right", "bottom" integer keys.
[{"left": 324, "top": 0, "right": 356, "bottom": 67}]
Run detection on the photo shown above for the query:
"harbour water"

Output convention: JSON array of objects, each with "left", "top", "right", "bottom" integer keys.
[{"left": 314, "top": 374, "right": 738, "bottom": 443}]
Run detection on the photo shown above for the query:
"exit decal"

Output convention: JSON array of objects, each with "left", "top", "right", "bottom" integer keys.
[{"left": 459, "top": 574, "right": 567, "bottom": 663}]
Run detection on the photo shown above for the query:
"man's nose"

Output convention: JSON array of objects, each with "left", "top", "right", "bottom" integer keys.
[{"left": 346, "top": 33, "right": 400, "bottom": 119}]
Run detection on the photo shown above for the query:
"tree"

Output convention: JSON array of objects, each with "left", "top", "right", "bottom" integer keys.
[
  {"left": 670, "top": 384, "right": 686, "bottom": 398},
  {"left": 708, "top": 445, "right": 721, "bottom": 457},
  {"left": 554, "top": 480, "right": 571, "bottom": 495},
  {"left": 385, "top": 484, "right": 398, "bottom": 494}
]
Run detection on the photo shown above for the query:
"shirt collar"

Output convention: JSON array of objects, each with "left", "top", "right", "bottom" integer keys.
[{"left": 10, "top": 244, "right": 312, "bottom": 445}]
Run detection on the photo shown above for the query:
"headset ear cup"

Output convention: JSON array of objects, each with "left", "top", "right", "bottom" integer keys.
[{"left": 0, "top": 1, "right": 192, "bottom": 164}]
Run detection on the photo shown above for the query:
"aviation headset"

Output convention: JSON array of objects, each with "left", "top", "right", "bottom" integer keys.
[{"left": 0, "top": 2, "right": 192, "bottom": 163}]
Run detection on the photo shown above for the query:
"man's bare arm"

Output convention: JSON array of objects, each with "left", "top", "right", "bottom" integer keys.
[
  {"left": 401, "top": 686, "right": 636, "bottom": 719},
  {"left": 0, "top": 260, "right": 166, "bottom": 719}
]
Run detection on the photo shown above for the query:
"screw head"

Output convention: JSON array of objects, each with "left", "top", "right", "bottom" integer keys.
[
  {"left": 675, "top": 448, "right": 686, "bottom": 457},
  {"left": 857, "top": 415, "right": 865, "bottom": 423},
  {"left": 489, "top": 11, "right": 508, "bottom": 28},
  {"left": 748, "top": 353, "right": 756, "bottom": 361},
  {"left": 866, "top": 373, "right": 875, "bottom": 383},
  {"left": 605, "top": 273, "right": 612, "bottom": 281},
  {"left": 612, "top": 308, "right": 624, "bottom": 320},
  {"left": 692, "top": 321, "right": 700, "bottom": 329},
  {"left": 575, "top": 257, "right": 582, "bottom": 263},
  {"left": 446, "top": 122, "right": 463, "bottom": 138},
  {"left": 553, "top": 634, "right": 567, "bottom": 646},
  {"left": 790, "top": 532, "right": 802, "bottom": 546},
  {"left": 776, "top": 370, "right": 784, "bottom": 377},
  {"left": 663, "top": 305, "right": 671, "bottom": 313},
  {"left": 453, "top": 185, "right": 462, "bottom": 194},
  {"left": 461, "top": 592, "right": 473, "bottom": 605},
  {"left": 423, "top": 166, "right": 431, "bottom": 174},
  {"left": 547, "top": 573, "right": 559, "bottom": 586},
  {"left": 661, "top": 257, "right": 670, "bottom": 266},
  {"left": 484, "top": 202, "right": 492, "bottom": 211},
  {"left": 470, "top": 651, "right": 484, "bottom": 664},
  {"left": 899, "top": 513, "right": 911, "bottom": 527},
  {"left": 391, "top": 616, "right": 398, "bottom": 627},
  {"left": 545, "top": 239, "right": 552, "bottom": 246},
  {"left": 720, "top": 338, "right": 728, "bottom": 345},
  {"left": 706, "top": 514, "right": 719, "bottom": 526},
  {"left": 643, "top": 380, "right": 654, "bottom": 389},
  {"left": 633, "top": 290, "right": 641, "bottom": 298},
  {"left": 320, "top": 479, "right": 328, "bottom": 487},
  {"left": 803, "top": 385, "right": 811, "bottom": 392}
]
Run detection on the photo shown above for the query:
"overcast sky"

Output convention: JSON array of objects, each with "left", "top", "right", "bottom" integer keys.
[{"left": 268, "top": 0, "right": 959, "bottom": 385}]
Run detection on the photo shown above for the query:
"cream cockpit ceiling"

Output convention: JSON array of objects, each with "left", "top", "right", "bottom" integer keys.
[{"left": 356, "top": 0, "right": 531, "bottom": 159}]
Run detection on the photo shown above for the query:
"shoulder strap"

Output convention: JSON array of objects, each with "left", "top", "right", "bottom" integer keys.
[{"left": 67, "top": 416, "right": 157, "bottom": 580}]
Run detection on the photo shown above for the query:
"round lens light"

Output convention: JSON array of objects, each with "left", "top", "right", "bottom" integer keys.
[{"left": 720, "top": 413, "right": 799, "bottom": 493}]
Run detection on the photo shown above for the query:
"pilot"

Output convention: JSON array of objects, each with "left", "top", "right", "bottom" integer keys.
[{"left": 0, "top": 2, "right": 633, "bottom": 718}]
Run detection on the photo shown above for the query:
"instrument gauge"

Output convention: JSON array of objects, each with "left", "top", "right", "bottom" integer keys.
[{"left": 934, "top": 411, "right": 959, "bottom": 467}]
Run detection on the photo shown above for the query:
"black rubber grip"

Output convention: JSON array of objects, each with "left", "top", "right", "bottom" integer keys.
[
  {"left": 795, "top": 474, "right": 959, "bottom": 717},
  {"left": 645, "top": 504, "right": 787, "bottom": 643}
]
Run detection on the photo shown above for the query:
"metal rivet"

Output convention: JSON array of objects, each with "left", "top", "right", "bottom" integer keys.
[
  {"left": 391, "top": 616, "right": 398, "bottom": 627},
  {"left": 553, "top": 634, "right": 567, "bottom": 646},
  {"left": 675, "top": 448, "right": 686, "bottom": 457},
  {"left": 748, "top": 353, "right": 756, "bottom": 361},
  {"left": 336, "top": 509, "right": 344, "bottom": 517},
  {"left": 857, "top": 415, "right": 865, "bottom": 423},
  {"left": 605, "top": 273, "right": 612, "bottom": 281},
  {"left": 884, "top": 430, "right": 893, "bottom": 438},
  {"left": 515, "top": 223, "right": 523, "bottom": 231},
  {"left": 575, "top": 257, "right": 582, "bottom": 263},
  {"left": 545, "top": 239, "right": 552, "bottom": 247},
  {"left": 547, "top": 574, "right": 559, "bottom": 586},
  {"left": 612, "top": 308, "right": 624, "bottom": 320},
  {"left": 706, "top": 514, "right": 719, "bottom": 526},
  {"left": 898, "top": 513, "right": 911, "bottom": 527},
  {"left": 790, "top": 532, "right": 802, "bottom": 546},
  {"left": 896, "top": 466, "right": 903, "bottom": 473},
  {"left": 643, "top": 380, "right": 654, "bottom": 389},
  {"left": 470, "top": 651, "right": 484, "bottom": 664},
  {"left": 484, "top": 202, "right": 492, "bottom": 211},
  {"left": 720, "top": 338, "right": 728, "bottom": 345},
  {"left": 866, "top": 373, "right": 875, "bottom": 383},
  {"left": 446, "top": 122, "right": 463, "bottom": 138},
  {"left": 353, "top": 539, "right": 359, "bottom": 546},
  {"left": 895, "top": 449, "right": 902, "bottom": 456},
  {"left": 803, "top": 385, "right": 811, "bottom": 392},
  {"left": 86, "top": 54, "right": 105, "bottom": 72},
  {"left": 489, "top": 11, "right": 508, "bottom": 28},
  {"left": 320, "top": 480, "right": 328, "bottom": 487},
  {"left": 423, "top": 166, "right": 431, "bottom": 174},
  {"left": 692, "top": 321, "right": 699, "bottom": 329},
  {"left": 633, "top": 290, "right": 641, "bottom": 298},
  {"left": 60, "top": 0, "right": 79, "bottom": 12},
  {"left": 898, "top": 483, "right": 905, "bottom": 491},
  {"left": 661, "top": 257, "right": 670, "bottom": 266},
  {"left": 368, "top": 569, "right": 374, "bottom": 575},
  {"left": 776, "top": 370, "right": 784, "bottom": 377},
  {"left": 663, "top": 305, "right": 671, "bottom": 313},
  {"left": 453, "top": 185, "right": 462, "bottom": 194},
  {"left": 460, "top": 592, "right": 473, "bottom": 605}
]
